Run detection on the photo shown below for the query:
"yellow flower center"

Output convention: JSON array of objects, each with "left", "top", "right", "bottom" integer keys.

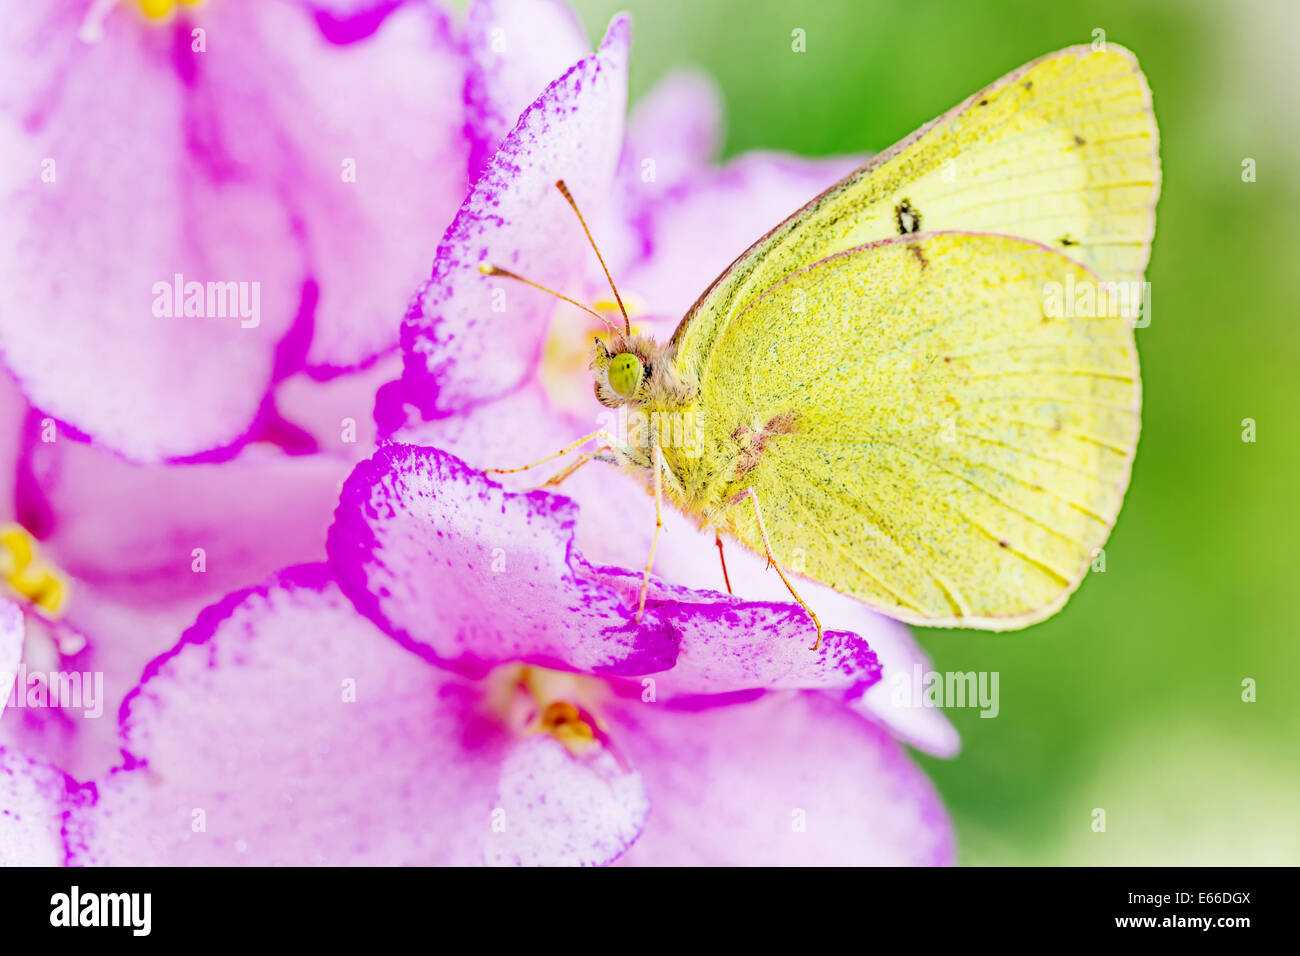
[
  {"left": 138, "top": 0, "right": 205, "bottom": 21},
  {"left": 483, "top": 664, "right": 609, "bottom": 755},
  {"left": 79, "top": 0, "right": 208, "bottom": 43},
  {"left": 0, "top": 525, "right": 69, "bottom": 616}
]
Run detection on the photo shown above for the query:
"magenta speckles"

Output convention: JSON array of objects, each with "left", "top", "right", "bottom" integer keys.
[{"left": 401, "top": 15, "right": 631, "bottom": 417}]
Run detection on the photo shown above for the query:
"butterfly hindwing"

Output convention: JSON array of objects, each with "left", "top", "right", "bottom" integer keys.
[{"left": 702, "top": 232, "right": 1140, "bottom": 628}]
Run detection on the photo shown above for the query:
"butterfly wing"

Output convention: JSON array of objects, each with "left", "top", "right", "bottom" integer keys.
[
  {"left": 672, "top": 44, "right": 1160, "bottom": 376},
  {"left": 704, "top": 232, "right": 1139, "bottom": 627}
]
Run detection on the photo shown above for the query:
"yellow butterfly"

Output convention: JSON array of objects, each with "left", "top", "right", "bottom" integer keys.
[{"left": 487, "top": 44, "right": 1159, "bottom": 648}]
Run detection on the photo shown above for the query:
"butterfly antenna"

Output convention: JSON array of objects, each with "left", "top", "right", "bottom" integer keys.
[
  {"left": 555, "top": 179, "right": 631, "bottom": 335},
  {"left": 477, "top": 263, "right": 620, "bottom": 334}
]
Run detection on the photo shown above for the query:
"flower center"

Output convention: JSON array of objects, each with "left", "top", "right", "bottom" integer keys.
[
  {"left": 138, "top": 0, "right": 205, "bottom": 20},
  {"left": 0, "top": 525, "right": 68, "bottom": 616},
  {"left": 78, "top": 0, "right": 206, "bottom": 43},
  {"left": 483, "top": 664, "right": 610, "bottom": 756},
  {"left": 537, "top": 700, "right": 596, "bottom": 750}
]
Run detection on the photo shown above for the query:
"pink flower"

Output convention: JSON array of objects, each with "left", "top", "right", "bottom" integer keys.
[
  {"left": 0, "top": 0, "right": 468, "bottom": 461},
  {"left": 0, "top": 0, "right": 467, "bottom": 776},
  {"left": 0, "top": 368, "right": 345, "bottom": 780},
  {"left": 330, "top": 444, "right": 885, "bottom": 697},
  {"left": 0, "top": 1, "right": 959, "bottom": 867},
  {"left": 36, "top": 451, "right": 949, "bottom": 865}
]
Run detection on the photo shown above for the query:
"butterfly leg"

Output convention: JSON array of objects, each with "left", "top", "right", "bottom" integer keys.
[
  {"left": 634, "top": 443, "right": 665, "bottom": 625},
  {"left": 533, "top": 448, "right": 616, "bottom": 491},
  {"left": 735, "top": 488, "right": 824, "bottom": 651},
  {"left": 484, "top": 428, "right": 619, "bottom": 478},
  {"left": 713, "top": 527, "right": 733, "bottom": 595}
]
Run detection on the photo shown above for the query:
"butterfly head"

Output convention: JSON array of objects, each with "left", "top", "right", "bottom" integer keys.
[{"left": 591, "top": 334, "right": 687, "bottom": 409}]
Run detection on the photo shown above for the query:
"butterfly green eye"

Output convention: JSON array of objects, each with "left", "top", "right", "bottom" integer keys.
[{"left": 608, "top": 353, "right": 644, "bottom": 398}]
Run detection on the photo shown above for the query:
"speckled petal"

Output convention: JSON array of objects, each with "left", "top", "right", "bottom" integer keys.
[
  {"left": 464, "top": 0, "right": 592, "bottom": 180},
  {"left": 328, "top": 443, "right": 678, "bottom": 676},
  {"left": 486, "top": 735, "right": 647, "bottom": 866},
  {"left": 401, "top": 15, "right": 630, "bottom": 417},
  {"left": 612, "top": 690, "right": 955, "bottom": 865},
  {"left": 329, "top": 442, "right": 888, "bottom": 700},
  {"left": 0, "top": 746, "right": 74, "bottom": 866},
  {"left": 588, "top": 564, "right": 881, "bottom": 701},
  {"left": 65, "top": 566, "right": 508, "bottom": 866}
]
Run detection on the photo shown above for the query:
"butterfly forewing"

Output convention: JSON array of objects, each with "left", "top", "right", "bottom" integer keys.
[{"left": 672, "top": 45, "right": 1159, "bottom": 380}]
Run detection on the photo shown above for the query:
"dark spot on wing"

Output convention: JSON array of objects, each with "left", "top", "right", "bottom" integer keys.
[
  {"left": 1073, "top": 134, "right": 1087, "bottom": 146},
  {"left": 998, "top": 539, "right": 1009, "bottom": 548},
  {"left": 895, "top": 198, "right": 921, "bottom": 235},
  {"left": 978, "top": 98, "right": 989, "bottom": 106},
  {"left": 1021, "top": 79, "right": 1033, "bottom": 91},
  {"left": 1059, "top": 235, "right": 1080, "bottom": 247}
]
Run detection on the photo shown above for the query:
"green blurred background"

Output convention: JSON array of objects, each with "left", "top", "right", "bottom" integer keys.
[{"left": 568, "top": 0, "right": 1300, "bottom": 864}]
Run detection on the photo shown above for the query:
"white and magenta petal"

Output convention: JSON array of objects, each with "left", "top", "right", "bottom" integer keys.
[
  {"left": 22, "top": 439, "right": 346, "bottom": 607},
  {"left": 611, "top": 690, "right": 955, "bottom": 866},
  {"left": 273, "top": 352, "right": 404, "bottom": 457},
  {"left": 464, "top": 0, "right": 592, "bottom": 180},
  {"left": 401, "top": 15, "right": 630, "bottom": 417},
  {"left": 487, "top": 735, "right": 647, "bottom": 866},
  {"left": 66, "top": 565, "right": 507, "bottom": 866},
  {"left": 0, "top": 746, "right": 73, "bottom": 866},
  {"left": 0, "top": 5, "right": 303, "bottom": 461},
  {"left": 328, "top": 443, "right": 678, "bottom": 676},
  {"left": 196, "top": 0, "right": 470, "bottom": 374},
  {"left": 329, "top": 443, "right": 887, "bottom": 698},
  {"left": 589, "top": 564, "right": 881, "bottom": 701}
]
